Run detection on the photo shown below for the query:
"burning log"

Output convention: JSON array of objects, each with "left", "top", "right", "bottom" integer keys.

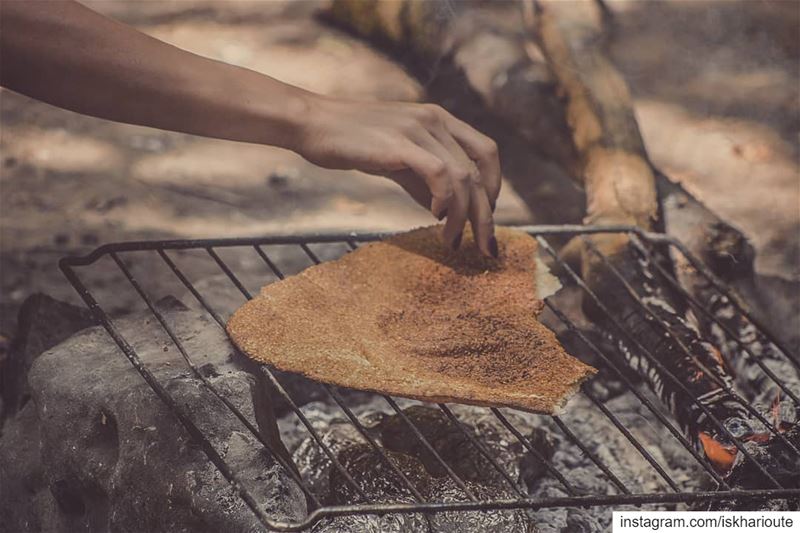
[
  {"left": 665, "top": 220, "right": 800, "bottom": 405},
  {"left": 530, "top": 0, "right": 797, "bottom": 489}
]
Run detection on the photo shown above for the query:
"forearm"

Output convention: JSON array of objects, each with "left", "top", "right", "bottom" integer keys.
[
  {"left": 0, "top": 0, "right": 310, "bottom": 149},
  {"left": 0, "top": 0, "right": 503, "bottom": 255}
]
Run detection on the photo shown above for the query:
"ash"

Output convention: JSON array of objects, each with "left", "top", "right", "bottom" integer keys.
[{"left": 278, "top": 379, "right": 716, "bottom": 532}]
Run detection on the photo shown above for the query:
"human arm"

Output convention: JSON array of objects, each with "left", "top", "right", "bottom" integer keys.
[{"left": 0, "top": 0, "right": 501, "bottom": 255}]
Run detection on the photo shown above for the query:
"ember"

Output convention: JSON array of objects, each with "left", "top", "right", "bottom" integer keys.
[{"left": 699, "top": 432, "right": 737, "bottom": 473}]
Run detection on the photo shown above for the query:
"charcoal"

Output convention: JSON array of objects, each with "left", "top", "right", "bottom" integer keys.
[
  {"left": 288, "top": 391, "right": 702, "bottom": 532},
  {"left": 379, "top": 405, "right": 552, "bottom": 489},
  {"left": 317, "top": 443, "right": 431, "bottom": 532},
  {"left": 517, "top": 392, "right": 700, "bottom": 532},
  {"left": 9, "top": 296, "right": 306, "bottom": 533},
  {"left": 718, "top": 423, "right": 800, "bottom": 508},
  {"left": 291, "top": 404, "right": 540, "bottom": 532},
  {"left": 5, "top": 280, "right": 794, "bottom": 532},
  {"left": 291, "top": 416, "right": 371, "bottom": 497},
  {"left": 322, "top": 444, "right": 534, "bottom": 532}
]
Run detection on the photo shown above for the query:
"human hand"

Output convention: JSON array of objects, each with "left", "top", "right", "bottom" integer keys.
[{"left": 293, "top": 95, "right": 501, "bottom": 257}]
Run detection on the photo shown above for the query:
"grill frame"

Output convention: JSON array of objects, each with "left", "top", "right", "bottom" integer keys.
[{"left": 58, "top": 225, "right": 800, "bottom": 531}]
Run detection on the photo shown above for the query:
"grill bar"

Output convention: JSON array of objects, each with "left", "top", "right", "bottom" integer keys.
[
  {"left": 222, "top": 244, "right": 432, "bottom": 503},
  {"left": 272, "top": 489, "right": 800, "bottom": 532},
  {"left": 301, "top": 242, "right": 478, "bottom": 502},
  {"left": 58, "top": 264, "right": 279, "bottom": 531},
  {"left": 583, "top": 386, "right": 680, "bottom": 492},
  {"left": 254, "top": 244, "right": 286, "bottom": 279},
  {"left": 490, "top": 408, "right": 578, "bottom": 496},
  {"left": 664, "top": 238, "right": 800, "bottom": 370},
  {"left": 324, "top": 385, "right": 427, "bottom": 502},
  {"left": 57, "top": 225, "right": 800, "bottom": 531},
  {"left": 343, "top": 240, "right": 594, "bottom": 499},
  {"left": 262, "top": 371, "right": 371, "bottom": 502},
  {"left": 344, "top": 239, "right": 618, "bottom": 498},
  {"left": 212, "top": 250, "right": 413, "bottom": 503},
  {"left": 384, "top": 397, "right": 478, "bottom": 500},
  {"left": 588, "top": 237, "right": 790, "bottom": 420}
]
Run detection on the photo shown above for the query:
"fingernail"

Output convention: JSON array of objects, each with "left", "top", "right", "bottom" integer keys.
[
  {"left": 489, "top": 236, "right": 499, "bottom": 258},
  {"left": 437, "top": 209, "right": 448, "bottom": 221},
  {"left": 452, "top": 232, "right": 462, "bottom": 251}
]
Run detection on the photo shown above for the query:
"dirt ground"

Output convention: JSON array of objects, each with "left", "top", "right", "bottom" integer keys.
[{"left": 1, "top": 0, "right": 798, "bottom": 339}]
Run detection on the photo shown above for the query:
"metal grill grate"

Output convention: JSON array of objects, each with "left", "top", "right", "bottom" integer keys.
[{"left": 59, "top": 225, "right": 800, "bottom": 531}]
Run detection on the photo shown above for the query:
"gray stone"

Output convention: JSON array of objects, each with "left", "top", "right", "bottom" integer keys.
[
  {"left": 5, "top": 295, "right": 306, "bottom": 533},
  {"left": 1, "top": 293, "right": 97, "bottom": 418},
  {"left": 1, "top": 294, "right": 99, "bottom": 532}
]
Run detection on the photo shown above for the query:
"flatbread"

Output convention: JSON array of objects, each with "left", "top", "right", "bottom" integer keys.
[{"left": 227, "top": 226, "right": 596, "bottom": 414}]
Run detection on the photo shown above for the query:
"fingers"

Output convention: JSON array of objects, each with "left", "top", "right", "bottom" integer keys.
[
  {"left": 387, "top": 169, "right": 433, "bottom": 212},
  {"left": 395, "top": 140, "right": 452, "bottom": 218},
  {"left": 438, "top": 111, "right": 502, "bottom": 211},
  {"left": 443, "top": 169, "right": 470, "bottom": 250},
  {"left": 421, "top": 127, "right": 481, "bottom": 252},
  {"left": 468, "top": 179, "right": 497, "bottom": 258}
]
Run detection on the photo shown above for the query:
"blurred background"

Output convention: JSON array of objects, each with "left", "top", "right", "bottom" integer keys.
[{"left": 1, "top": 0, "right": 798, "bottom": 340}]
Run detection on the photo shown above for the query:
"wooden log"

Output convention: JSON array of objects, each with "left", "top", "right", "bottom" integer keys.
[
  {"left": 323, "top": 0, "right": 755, "bottom": 271},
  {"left": 532, "top": 1, "right": 657, "bottom": 230}
]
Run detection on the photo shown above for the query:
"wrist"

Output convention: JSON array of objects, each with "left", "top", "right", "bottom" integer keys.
[
  {"left": 232, "top": 78, "right": 314, "bottom": 151},
  {"left": 274, "top": 88, "right": 323, "bottom": 153}
]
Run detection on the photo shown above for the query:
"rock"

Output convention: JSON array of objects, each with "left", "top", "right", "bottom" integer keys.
[
  {"left": 5, "top": 295, "right": 306, "bottom": 533},
  {"left": 0, "top": 401, "right": 62, "bottom": 532},
  {"left": 1, "top": 294, "right": 99, "bottom": 532},
  {"left": 1, "top": 293, "right": 97, "bottom": 418}
]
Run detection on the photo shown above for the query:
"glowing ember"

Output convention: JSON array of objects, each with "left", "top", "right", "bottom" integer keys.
[{"left": 699, "top": 432, "right": 737, "bottom": 473}]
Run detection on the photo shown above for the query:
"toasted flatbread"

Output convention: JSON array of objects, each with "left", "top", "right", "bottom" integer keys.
[{"left": 227, "top": 226, "right": 596, "bottom": 414}]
